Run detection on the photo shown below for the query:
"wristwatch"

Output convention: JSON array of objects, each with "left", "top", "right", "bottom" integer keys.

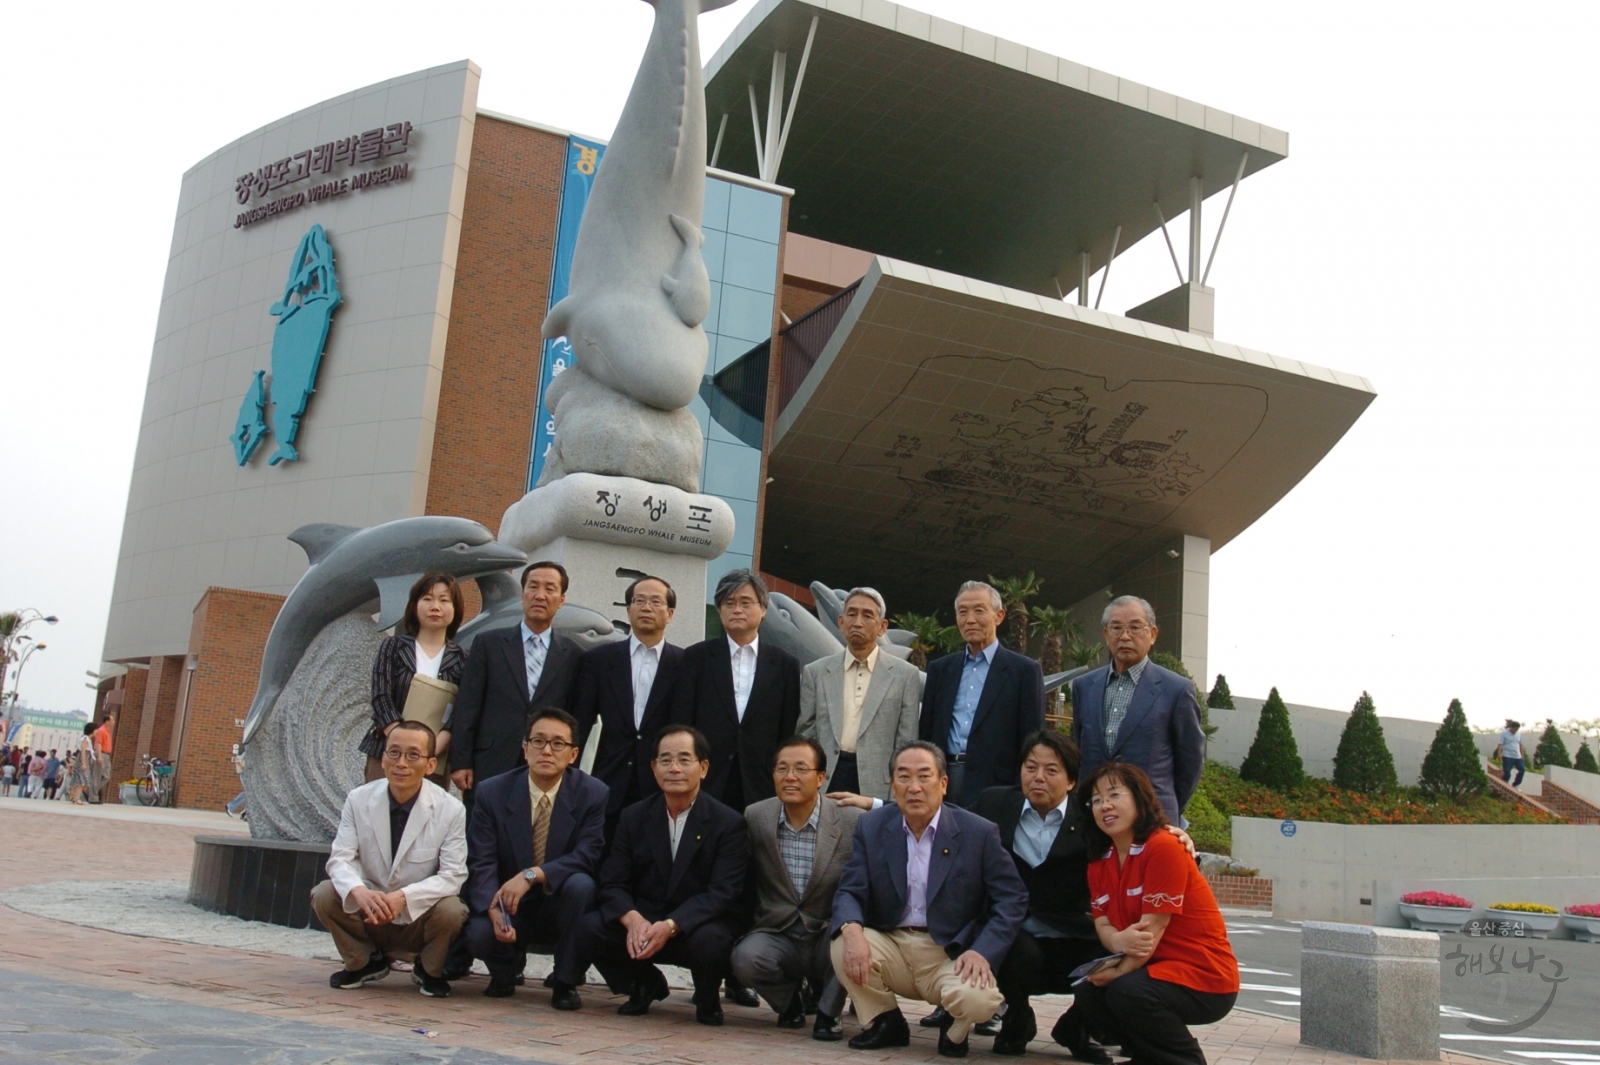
[
  {"left": 666, "top": 918, "right": 679, "bottom": 937},
  {"left": 522, "top": 866, "right": 539, "bottom": 883}
]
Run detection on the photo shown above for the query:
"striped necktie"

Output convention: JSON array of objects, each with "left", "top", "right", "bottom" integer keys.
[
  {"left": 525, "top": 632, "right": 546, "bottom": 699},
  {"left": 532, "top": 794, "right": 551, "bottom": 867}
]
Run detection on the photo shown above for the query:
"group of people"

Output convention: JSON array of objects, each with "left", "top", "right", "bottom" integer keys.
[
  {"left": 1, "top": 714, "right": 114, "bottom": 805},
  {"left": 316, "top": 562, "right": 1236, "bottom": 1063}
]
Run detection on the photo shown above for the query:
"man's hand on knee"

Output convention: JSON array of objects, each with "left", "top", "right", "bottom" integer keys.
[
  {"left": 953, "top": 950, "right": 994, "bottom": 989},
  {"left": 841, "top": 924, "right": 873, "bottom": 987}
]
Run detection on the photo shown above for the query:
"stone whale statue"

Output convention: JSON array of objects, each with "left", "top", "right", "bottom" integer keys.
[
  {"left": 535, "top": 0, "right": 739, "bottom": 493},
  {"left": 240, "top": 517, "right": 527, "bottom": 745}
]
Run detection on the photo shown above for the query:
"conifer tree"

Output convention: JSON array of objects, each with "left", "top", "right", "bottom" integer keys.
[
  {"left": 1574, "top": 740, "right": 1600, "bottom": 775},
  {"left": 1532, "top": 720, "right": 1572, "bottom": 770},
  {"left": 1207, "top": 674, "right": 1235, "bottom": 710},
  {"left": 1418, "top": 699, "right": 1487, "bottom": 798},
  {"left": 1240, "top": 687, "right": 1304, "bottom": 790},
  {"left": 1332, "top": 691, "right": 1398, "bottom": 793}
]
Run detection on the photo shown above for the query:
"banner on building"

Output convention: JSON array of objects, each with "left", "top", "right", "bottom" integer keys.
[{"left": 527, "top": 136, "right": 607, "bottom": 489}]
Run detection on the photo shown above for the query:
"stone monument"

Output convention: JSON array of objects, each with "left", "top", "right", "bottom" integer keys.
[{"left": 498, "top": 0, "right": 739, "bottom": 644}]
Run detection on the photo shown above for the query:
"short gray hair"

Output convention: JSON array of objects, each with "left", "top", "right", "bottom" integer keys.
[
  {"left": 1102, "top": 595, "right": 1156, "bottom": 628},
  {"left": 954, "top": 580, "right": 1003, "bottom": 612},
  {"left": 842, "top": 586, "right": 887, "bottom": 617},
  {"left": 714, "top": 568, "right": 769, "bottom": 610},
  {"left": 892, "top": 740, "right": 948, "bottom": 778}
]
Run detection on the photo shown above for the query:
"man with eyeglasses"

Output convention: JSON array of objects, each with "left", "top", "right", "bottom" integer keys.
[
  {"left": 312, "top": 721, "right": 468, "bottom": 997},
  {"left": 573, "top": 576, "right": 685, "bottom": 842},
  {"left": 1070, "top": 595, "right": 1204, "bottom": 824},
  {"left": 731, "top": 736, "right": 862, "bottom": 1041},
  {"left": 461, "top": 709, "right": 609, "bottom": 1008},
  {"left": 572, "top": 726, "right": 749, "bottom": 1025}
]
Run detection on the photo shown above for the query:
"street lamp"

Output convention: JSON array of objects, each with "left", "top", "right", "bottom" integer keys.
[
  {"left": 0, "top": 609, "right": 59, "bottom": 716},
  {"left": 9, "top": 643, "right": 47, "bottom": 710}
]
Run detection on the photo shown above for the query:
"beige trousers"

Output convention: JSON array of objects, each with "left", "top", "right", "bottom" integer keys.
[
  {"left": 311, "top": 880, "right": 467, "bottom": 977},
  {"left": 831, "top": 928, "right": 1003, "bottom": 1042}
]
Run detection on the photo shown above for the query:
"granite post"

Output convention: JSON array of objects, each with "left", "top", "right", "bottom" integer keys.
[{"left": 1300, "top": 921, "right": 1440, "bottom": 1061}]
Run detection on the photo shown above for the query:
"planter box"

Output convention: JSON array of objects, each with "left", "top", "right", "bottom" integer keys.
[
  {"left": 1398, "top": 902, "right": 1473, "bottom": 933},
  {"left": 1561, "top": 912, "right": 1600, "bottom": 943},
  {"left": 118, "top": 783, "right": 142, "bottom": 806},
  {"left": 1484, "top": 908, "right": 1560, "bottom": 938}
]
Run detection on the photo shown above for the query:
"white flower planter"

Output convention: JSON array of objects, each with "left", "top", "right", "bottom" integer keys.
[
  {"left": 1561, "top": 912, "right": 1600, "bottom": 943},
  {"left": 1399, "top": 902, "right": 1473, "bottom": 933},
  {"left": 1484, "top": 907, "right": 1561, "bottom": 938}
]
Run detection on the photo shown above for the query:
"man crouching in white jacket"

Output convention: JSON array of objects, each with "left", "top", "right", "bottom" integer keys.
[{"left": 312, "top": 720, "right": 468, "bottom": 996}]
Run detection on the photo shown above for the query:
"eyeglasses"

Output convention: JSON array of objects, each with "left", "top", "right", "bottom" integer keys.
[
  {"left": 1105, "top": 623, "right": 1150, "bottom": 637},
  {"left": 524, "top": 737, "right": 573, "bottom": 753},
  {"left": 655, "top": 754, "right": 702, "bottom": 769},
  {"left": 629, "top": 596, "right": 670, "bottom": 608},
  {"left": 774, "top": 764, "right": 818, "bottom": 778},
  {"left": 382, "top": 749, "right": 431, "bottom": 764}
]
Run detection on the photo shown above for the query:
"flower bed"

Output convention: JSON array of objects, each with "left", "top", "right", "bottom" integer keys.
[
  {"left": 1488, "top": 901, "right": 1559, "bottom": 914},
  {"left": 1402, "top": 891, "right": 1473, "bottom": 908},
  {"left": 1565, "top": 903, "right": 1600, "bottom": 919}
]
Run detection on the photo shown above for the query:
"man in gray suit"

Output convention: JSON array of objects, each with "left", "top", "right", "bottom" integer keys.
[
  {"left": 731, "top": 736, "right": 862, "bottom": 1042},
  {"left": 798, "top": 587, "right": 922, "bottom": 803},
  {"left": 1070, "top": 595, "right": 1205, "bottom": 824}
]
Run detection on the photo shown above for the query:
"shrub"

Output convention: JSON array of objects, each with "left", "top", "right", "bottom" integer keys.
[
  {"left": 1207, "top": 674, "right": 1235, "bottom": 709},
  {"left": 1240, "top": 687, "right": 1304, "bottom": 790},
  {"left": 1332, "top": 691, "right": 1398, "bottom": 794},
  {"left": 1488, "top": 901, "right": 1558, "bottom": 914},
  {"left": 1419, "top": 699, "right": 1487, "bottom": 798},
  {"left": 1402, "top": 891, "right": 1473, "bottom": 908},
  {"left": 1184, "top": 785, "right": 1231, "bottom": 855},
  {"left": 1575, "top": 741, "right": 1600, "bottom": 775},
  {"left": 1532, "top": 721, "right": 1572, "bottom": 769}
]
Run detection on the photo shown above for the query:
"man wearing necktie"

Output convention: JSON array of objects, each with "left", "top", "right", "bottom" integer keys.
[{"left": 463, "top": 709, "right": 609, "bottom": 1007}]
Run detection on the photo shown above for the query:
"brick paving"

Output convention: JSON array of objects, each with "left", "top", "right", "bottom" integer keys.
[{"left": 0, "top": 802, "right": 1487, "bottom": 1065}]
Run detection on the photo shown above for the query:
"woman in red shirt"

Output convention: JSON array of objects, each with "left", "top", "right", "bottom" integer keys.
[{"left": 1077, "top": 761, "right": 1238, "bottom": 1065}]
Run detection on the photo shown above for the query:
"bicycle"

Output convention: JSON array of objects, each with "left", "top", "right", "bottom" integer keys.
[{"left": 135, "top": 755, "right": 176, "bottom": 807}]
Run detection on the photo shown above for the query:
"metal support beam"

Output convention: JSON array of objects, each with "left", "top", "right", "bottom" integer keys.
[
  {"left": 744, "top": 17, "right": 820, "bottom": 184},
  {"left": 773, "top": 16, "right": 818, "bottom": 178},
  {"left": 709, "top": 113, "right": 728, "bottom": 168},
  {"left": 1201, "top": 153, "right": 1248, "bottom": 286},
  {"left": 764, "top": 51, "right": 787, "bottom": 183},
  {"left": 1094, "top": 225, "right": 1121, "bottom": 310},
  {"left": 1154, "top": 203, "right": 1185, "bottom": 285},
  {"left": 1078, "top": 252, "right": 1091, "bottom": 306},
  {"left": 748, "top": 84, "right": 766, "bottom": 177},
  {"left": 1188, "top": 176, "right": 1203, "bottom": 285}
]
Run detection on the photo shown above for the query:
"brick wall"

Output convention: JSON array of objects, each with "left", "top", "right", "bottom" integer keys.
[
  {"left": 109, "top": 666, "right": 148, "bottom": 789},
  {"left": 780, "top": 277, "right": 841, "bottom": 324},
  {"left": 424, "top": 115, "right": 567, "bottom": 534},
  {"left": 1538, "top": 779, "right": 1600, "bottom": 825},
  {"left": 173, "top": 587, "right": 285, "bottom": 811},
  {"left": 1207, "top": 873, "right": 1274, "bottom": 912}
]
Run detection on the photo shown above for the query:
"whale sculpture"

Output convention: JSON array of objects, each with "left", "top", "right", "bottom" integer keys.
[
  {"left": 535, "top": 0, "right": 739, "bottom": 493},
  {"left": 240, "top": 517, "right": 526, "bottom": 745}
]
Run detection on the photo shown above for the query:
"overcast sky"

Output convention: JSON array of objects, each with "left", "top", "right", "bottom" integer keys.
[{"left": 2, "top": 1, "right": 1594, "bottom": 731}]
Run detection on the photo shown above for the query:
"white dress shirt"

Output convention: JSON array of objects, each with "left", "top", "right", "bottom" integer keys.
[
  {"left": 668, "top": 803, "right": 693, "bottom": 857},
  {"left": 630, "top": 636, "right": 664, "bottom": 728},
  {"left": 728, "top": 635, "right": 759, "bottom": 721}
]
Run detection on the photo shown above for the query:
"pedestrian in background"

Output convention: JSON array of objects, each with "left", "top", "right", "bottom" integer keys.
[
  {"left": 43, "top": 750, "right": 61, "bottom": 800},
  {"left": 25, "top": 751, "right": 46, "bottom": 798},
  {"left": 1497, "top": 720, "right": 1525, "bottom": 786},
  {"left": 1, "top": 759, "right": 14, "bottom": 797},
  {"left": 66, "top": 724, "right": 96, "bottom": 805}
]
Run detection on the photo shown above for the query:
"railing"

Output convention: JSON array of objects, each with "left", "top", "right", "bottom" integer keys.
[{"left": 777, "top": 280, "right": 860, "bottom": 417}]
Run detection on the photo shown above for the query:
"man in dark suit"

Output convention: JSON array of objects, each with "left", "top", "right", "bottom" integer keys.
[
  {"left": 572, "top": 725, "right": 749, "bottom": 1026},
  {"left": 973, "top": 731, "right": 1113, "bottom": 1059},
  {"left": 831, "top": 741, "right": 1028, "bottom": 1058},
  {"left": 451, "top": 562, "right": 583, "bottom": 797},
  {"left": 919, "top": 581, "right": 1045, "bottom": 808},
  {"left": 673, "top": 569, "right": 801, "bottom": 813},
  {"left": 732, "top": 736, "right": 862, "bottom": 1042},
  {"left": 463, "top": 709, "right": 608, "bottom": 1009},
  {"left": 1070, "top": 595, "right": 1205, "bottom": 824},
  {"left": 572, "top": 575, "right": 683, "bottom": 841}
]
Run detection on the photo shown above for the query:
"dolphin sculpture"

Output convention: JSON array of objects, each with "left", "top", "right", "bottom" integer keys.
[
  {"left": 541, "top": 0, "right": 739, "bottom": 414},
  {"left": 457, "top": 570, "right": 629, "bottom": 653},
  {"left": 809, "top": 582, "right": 916, "bottom": 658},
  {"left": 240, "top": 517, "right": 527, "bottom": 745}
]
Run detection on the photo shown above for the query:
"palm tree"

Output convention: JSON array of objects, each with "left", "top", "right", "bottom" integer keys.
[
  {"left": 1030, "top": 606, "right": 1080, "bottom": 714},
  {"left": 894, "top": 612, "right": 951, "bottom": 671},
  {"left": 988, "top": 571, "right": 1044, "bottom": 654}
]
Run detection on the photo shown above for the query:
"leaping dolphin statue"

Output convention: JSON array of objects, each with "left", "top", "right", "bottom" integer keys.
[
  {"left": 457, "top": 570, "right": 629, "bottom": 653},
  {"left": 240, "top": 517, "right": 527, "bottom": 745},
  {"left": 541, "top": 0, "right": 739, "bottom": 413}
]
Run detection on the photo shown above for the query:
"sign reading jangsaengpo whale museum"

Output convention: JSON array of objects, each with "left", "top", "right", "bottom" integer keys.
[{"left": 233, "top": 121, "right": 415, "bottom": 229}]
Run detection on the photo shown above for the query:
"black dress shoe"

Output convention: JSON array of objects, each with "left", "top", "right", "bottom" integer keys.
[
  {"left": 921, "top": 1005, "right": 951, "bottom": 1027},
  {"left": 549, "top": 981, "right": 582, "bottom": 1011},
  {"left": 777, "top": 992, "right": 807, "bottom": 1029},
  {"left": 801, "top": 977, "right": 822, "bottom": 1015},
  {"left": 440, "top": 962, "right": 471, "bottom": 982},
  {"left": 993, "top": 1004, "right": 1037, "bottom": 1056},
  {"left": 329, "top": 953, "right": 389, "bottom": 989},
  {"left": 1052, "top": 1008, "right": 1113, "bottom": 1065},
  {"left": 413, "top": 966, "right": 452, "bottom": 998},
  {"left": 617, "top": 969, "right": 670, "bottom": 1016},
  {"left": 975, "top": 1014, "right": 1005, "bottom": 1037},
  {"left": 724, "top": 977, "right": 760, "bottom": 1008},
  {"left": 813, "top": 1011, "right": 843, "bottom": 1041},
  {"left": 938, "top": 1026, "right": 970, "bottom": 1058},
  {"left": 849, "top": 1009, "right": 911, "bottom": 1050},
  {"left": 483, "top": 976, "right": 516, "bottom": 998}
]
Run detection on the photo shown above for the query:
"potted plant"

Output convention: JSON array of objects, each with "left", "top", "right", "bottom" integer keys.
[
  {"left": 1486, "top": 901, "right": 1562, "bottom": 938},
  {"left": 1561, "top": 903, "right": 1600, "bottom": 943},
  {"left": 1399, "top": 890, "right": 1474, "bottom": 932}
]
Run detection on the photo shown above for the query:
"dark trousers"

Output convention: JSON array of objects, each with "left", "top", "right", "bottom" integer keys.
[
  {"left": 1501, "top": 757, "right": 1525, "bottom": 786},
  {"left": 830, "top": 752, "right": 861, "bottom": 796},
  {"left": 946, "top": 761, "right": 966, "bottom": 808},
  {"left": 998, "top": 931, "right": 1106, "bottom": 1009},
  {"left": 574, "top": 910, "right": 737, "bottom": 999},
  {"left": 1074, "top": 968, "right": 1236, "bottom": 1065},
  {"left": 464, "top": 872, "right": 596, "bottom": 986}
]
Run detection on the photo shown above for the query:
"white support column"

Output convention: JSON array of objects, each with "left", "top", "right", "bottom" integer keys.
[
  {"left": 1188, "top": 176, "right": 1203, "bottom": 285},
  {"left": 1078, "top": 252, "right": 1091, "bottom": 306},
  {"left": 1154, "top": 203, "right": 1185, "bottom": 285},
  {"left": 764, "top": 51, "right": 787, "bottom": 183},
  {"left": 709, "top": 113, "right": 728, "bottom": 168},
  {"left": 1094, "top": 224, "right": 1121, "bottom": 310},
  {"left": 1202, "top": 153, "right": 1248, "bottom": 286}
]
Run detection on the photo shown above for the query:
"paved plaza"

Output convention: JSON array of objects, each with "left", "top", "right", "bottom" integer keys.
[{"left": 0, "top": 799, "right": 1498, "bottom": 1065}]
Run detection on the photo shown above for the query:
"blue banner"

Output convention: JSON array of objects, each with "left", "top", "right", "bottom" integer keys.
[{"left": 527, "top": 136, "right": 607, "bottom": 489}]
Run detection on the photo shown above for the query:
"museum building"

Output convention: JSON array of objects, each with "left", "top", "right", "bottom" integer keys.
[{"left": 97, "top": 0, "right": 1374, "bottom": 809}]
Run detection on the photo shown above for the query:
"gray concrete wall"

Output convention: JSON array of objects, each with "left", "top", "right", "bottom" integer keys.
[
  {"left": 1545, "top": 764, "right": 1600, "bottom": 805},
  {"left": 1230, "top": 816, "right": 1600, "bottom": 922}
]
